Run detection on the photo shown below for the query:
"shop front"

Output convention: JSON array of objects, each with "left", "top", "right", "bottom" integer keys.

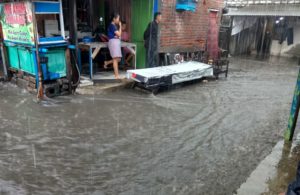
[
  {"left": 0, "top": 1, "right": 78, "bottom": 98},
  {"left": 62, "top": 0, "right": 157, "bottom": 82}
]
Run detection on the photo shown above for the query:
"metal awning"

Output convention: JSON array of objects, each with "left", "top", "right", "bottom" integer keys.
[{"left": 225, "top": 4, "right": 300, "bottom": 16}]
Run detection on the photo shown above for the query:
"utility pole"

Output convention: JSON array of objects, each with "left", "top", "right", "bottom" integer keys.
[{"left": 285, "top": 68, "right": 300, "bottom": 141}]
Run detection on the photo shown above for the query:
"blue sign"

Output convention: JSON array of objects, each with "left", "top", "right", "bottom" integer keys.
[
  {"left": 153, "top": 0, "right": 159, "bottom": 14},
  {"left": 34, "top": 2, "right": 61, "bottom": 14},
  {"left": 176, "top": 0, "right": 197, "bottom": 12}
]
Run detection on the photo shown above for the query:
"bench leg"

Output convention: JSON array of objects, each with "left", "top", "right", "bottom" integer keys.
[
  {"left": 131, "top": 82, "right": 137, "bottom": 89},
  {"left": 225, "top": 63, "right": 229, "bottom": 77}
]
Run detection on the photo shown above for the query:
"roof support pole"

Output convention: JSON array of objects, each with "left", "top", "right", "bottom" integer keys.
[
  {"left": 0, "top": 43, "right": 8, "bottom": 79},
  {"left": 89, "top": 0, "right": 94, "bottom": 31},
  {"left": 259, "top": 16, "right": 267, "bottom": 56},
  {"left": 69, "top": 0, "right": 78, "bottom": 47},
  {"left": 59, "top": 0, "right": 65, "bottom": 39}
]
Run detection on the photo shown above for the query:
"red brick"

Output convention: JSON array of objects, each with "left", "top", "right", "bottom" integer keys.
[{"left": 159, "top": 0, "right": 223, "bottom": 53}]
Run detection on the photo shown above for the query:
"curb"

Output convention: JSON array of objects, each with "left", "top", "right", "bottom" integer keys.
[{"left": 75, "top": 80, "right": 134, "bottom": 95}]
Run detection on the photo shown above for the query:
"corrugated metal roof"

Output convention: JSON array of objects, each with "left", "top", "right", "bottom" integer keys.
[
  {"left": 225, "top": 4, "right": 300, "bottom": 16},
  {"left": 225, "top": 0, "right": 300, "bottom": 7}
]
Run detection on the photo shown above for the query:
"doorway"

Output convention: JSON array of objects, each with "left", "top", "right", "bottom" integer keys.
[
  {"left": 67, "top": 0, "right": 156, "bottom": 81},
  {"left": 100, "top": 0, "right": 155, "bottom": 69}
]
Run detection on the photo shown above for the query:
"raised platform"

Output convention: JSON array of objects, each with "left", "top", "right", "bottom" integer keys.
[
  {"left": 92, "top": 71, "right": 127, "bottom": 83},
  {"left": 127, "top": 61, "right": 213, "bottom": 92},
  {"left": 81, "top": 71, "right": 127, "bottom": 84}
]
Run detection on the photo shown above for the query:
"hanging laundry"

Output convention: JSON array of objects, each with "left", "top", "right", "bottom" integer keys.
[{"left": 279, "top": 24, "right": 294, "bottom": 46}]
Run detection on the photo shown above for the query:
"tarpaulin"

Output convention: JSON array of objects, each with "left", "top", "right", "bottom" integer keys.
[{"left": 231, "top": 16, "right": 258, "bottom": 35}]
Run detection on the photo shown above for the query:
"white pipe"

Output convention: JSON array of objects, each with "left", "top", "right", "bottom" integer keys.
[{"left": 58, "top": 0, "right": 65, "bottom": 39}]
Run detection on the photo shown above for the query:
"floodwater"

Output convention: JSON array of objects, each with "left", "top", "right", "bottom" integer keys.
[{"left": 0, "top": 56, "right": 299, "bottom": 195}]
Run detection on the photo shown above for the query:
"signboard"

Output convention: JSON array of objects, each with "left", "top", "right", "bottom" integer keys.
[
  {"left": 0, "top": 2, "right": 34, "bottom": 45},
  {"left": 127, "top": 61, "right": 213, "bottom": 85}
]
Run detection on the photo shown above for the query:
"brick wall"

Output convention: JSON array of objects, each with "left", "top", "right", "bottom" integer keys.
[{"left": 159, "top": 0, "right": 224, "bottom": 53}]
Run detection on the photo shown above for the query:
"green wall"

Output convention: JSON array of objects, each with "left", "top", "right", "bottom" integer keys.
[
  {"left": 131, "top": 0, "right": 153, "bottom": 69},
  {"left": 6, "top": 45, "right": 67, "bottom": 78},
  {"left": 99, "top": 0, "right": 105, "bottom": 27}
]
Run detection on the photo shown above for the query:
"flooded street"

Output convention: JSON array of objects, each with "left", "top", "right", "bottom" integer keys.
[{"left": 0, "top": 57, "right": 299, "bottom": 195}]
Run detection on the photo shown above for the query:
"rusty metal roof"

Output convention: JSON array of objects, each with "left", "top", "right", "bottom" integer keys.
[{"left": 225, "top": 4, "right": 300, "bottom": 16}]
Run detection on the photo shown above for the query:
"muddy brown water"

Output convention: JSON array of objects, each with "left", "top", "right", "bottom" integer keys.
[
  {"left": 262, "top": 140, "right": 300, "bottom": 195},
  {"left": 0, "top": 57, "right": 299, "bottom": 195}
]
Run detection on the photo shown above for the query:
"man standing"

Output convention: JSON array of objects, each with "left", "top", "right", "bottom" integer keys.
[{"left": 144, "top": 12, "right": 162, "bottom": 68}]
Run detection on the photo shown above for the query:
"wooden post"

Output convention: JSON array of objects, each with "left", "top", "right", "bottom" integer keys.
[
  {"left": 69, "top": 0, "right": 78, "bottom": 47},
  {"left": 31, "top": 1, "right": 44, "bottom": 100},
  {"left": 68, "top": 0, "right": 80, "bottom": 85},
  {"left": 89, "top": 0, "right": 94, "bottom": 31},
  {"left": 0, "top": 43, "right": 8, "bottom": 79},
  {"left": 0, "top": 25, "right": 8, "bottom": 79},
  {"left": 285, "top": 68, "right": 300, "bottom": 141}
]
